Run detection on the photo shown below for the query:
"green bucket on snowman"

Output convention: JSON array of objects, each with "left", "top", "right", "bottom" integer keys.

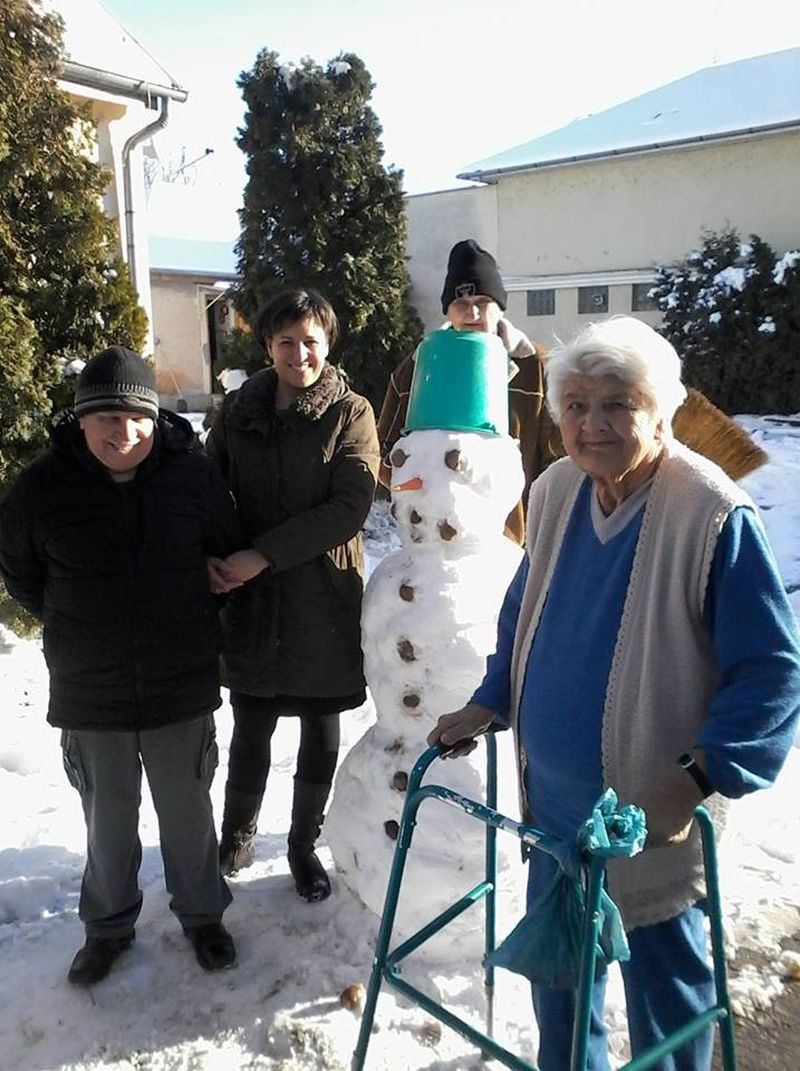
[{"left": 405, "top": 329, "right": 510, "bottom": 437}]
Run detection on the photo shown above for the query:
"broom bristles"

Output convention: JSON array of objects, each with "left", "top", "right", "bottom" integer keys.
[{"left": 671, "top": 388, "right": 768, "bottom": 481}]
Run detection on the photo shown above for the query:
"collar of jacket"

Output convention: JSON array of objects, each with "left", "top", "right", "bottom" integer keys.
[
  {"left": 227, "top": 363, "right": 346, "bottom": 432},
  {"left": 52, "top": 407, "right": 194, "bottom": 477}
]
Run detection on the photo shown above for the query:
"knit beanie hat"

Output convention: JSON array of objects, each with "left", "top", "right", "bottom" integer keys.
[
  {"left": 74, "top": 347, "right": 159, "bottom": 420},
  {"left": 440, "top": 239, "right": 507, "bottom": 313}
]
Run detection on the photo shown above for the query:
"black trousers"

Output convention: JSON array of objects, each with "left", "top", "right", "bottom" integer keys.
[{"left": 226, "top": 692, "right": 352, "bottom": 792}]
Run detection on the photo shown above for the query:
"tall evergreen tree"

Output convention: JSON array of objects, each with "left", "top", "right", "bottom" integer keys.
[
  {"left": 0, "top": 0, "right": 147, "bottom": 484},
  {"left": 234, "top": 49, "right": 422, "bottom": 408},
  {"left": 651, "top": 228, "right": 800, "bottom": 414}
]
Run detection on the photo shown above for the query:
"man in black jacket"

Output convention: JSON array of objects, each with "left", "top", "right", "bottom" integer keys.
[{"left": 0, "top": 347, "right": 243, "bottom": 986}]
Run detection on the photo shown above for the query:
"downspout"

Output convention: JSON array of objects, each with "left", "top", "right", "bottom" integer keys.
[
  {"left": 122, "top": 95, "right": 169, "bottom": 297},
  {"left": 59, "top": 63, "right": 188, "bottom": 299}
]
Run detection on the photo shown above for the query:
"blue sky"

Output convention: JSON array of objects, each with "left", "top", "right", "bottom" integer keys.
[{"left": 100, "top": 0, "right": 800, "bottom": 240}]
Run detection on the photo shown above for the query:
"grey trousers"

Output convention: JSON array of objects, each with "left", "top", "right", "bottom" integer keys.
[{"left": 61, "top": 715, "right": 232, "bottom": 938}]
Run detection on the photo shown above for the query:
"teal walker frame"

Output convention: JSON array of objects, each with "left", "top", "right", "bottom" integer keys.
[{"left": 352, "top": 735, "right": 737, "bottom": 1071}]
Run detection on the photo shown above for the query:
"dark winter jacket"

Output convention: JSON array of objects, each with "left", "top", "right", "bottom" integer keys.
[
  {"left": 207, "top": 363, "right": 379, "bottom": 700},
  {"left": 0, "top": 410, "right": 243, "bottom": 731}
]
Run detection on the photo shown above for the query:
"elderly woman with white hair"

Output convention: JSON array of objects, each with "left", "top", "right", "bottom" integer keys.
[{"left": 429, "top": 316, "right": 800, "bottom": 1071}]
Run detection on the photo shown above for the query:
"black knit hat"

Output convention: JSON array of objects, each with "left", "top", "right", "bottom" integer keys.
[
  {"left": 440, "top": 239, "right": 507, "bottom": 313},
  {"left": 74, "top": 347, "right": 159, "bottom": 420}
]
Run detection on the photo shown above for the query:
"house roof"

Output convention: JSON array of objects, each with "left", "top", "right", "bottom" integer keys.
[
  {"left": 458, "top": 47, "right": 800, "bottom": 182},
  {"left": 149, "top": 237, "right": 239, "bottom": 279},
  {"left": 49, "top": 0, "right": 187, "bottom": 101}
]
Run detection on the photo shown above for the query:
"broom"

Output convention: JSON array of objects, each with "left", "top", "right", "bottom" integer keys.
[{"left": 671, "top": 388, "right": 768, "bottom": 480}]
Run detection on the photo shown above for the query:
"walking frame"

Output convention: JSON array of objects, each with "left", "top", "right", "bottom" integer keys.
[{"left": 352, "top": 734, "right": 737, "bottom": 1071}]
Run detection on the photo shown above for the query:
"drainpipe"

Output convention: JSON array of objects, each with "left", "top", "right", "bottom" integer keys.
[
  {"left": 59, "top": 62, "right": 188, "bottom": 298},
  {"left": 122, "top": 95, "right": 169, "bottom": 295}
]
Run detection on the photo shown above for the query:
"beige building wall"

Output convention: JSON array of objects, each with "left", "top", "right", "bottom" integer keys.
[
  {"left": 151, "top": 275, "right": 216, "bottom": 399},
  {"left": 504, "top": 283, "right": 661, "bottom": 353},
  {"left": 497, "top": 130, "right": 800, "bottom": 276},
  {"left": 406, "top": 130, "right": 800, "bottom": 348},
  {"left": 405, "top": 185, "right": 497, "bottom": 331}
]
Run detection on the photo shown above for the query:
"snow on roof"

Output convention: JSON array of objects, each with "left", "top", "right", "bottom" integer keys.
[
  {"left": 48, "top": 0, "right": 186, "bottom": 98},
  {"left": 149, "top": 236, "right": 239, "bottom": 278},
  {"left": 459, "top": 47, "right": 800, "bottom": 181}
]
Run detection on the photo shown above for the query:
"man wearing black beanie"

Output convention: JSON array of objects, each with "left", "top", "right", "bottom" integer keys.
[
  {"left": 0, "top": 346, "right": 244, "bottom": 985},
  {"left": 377, "top": 240, "right": 561, "bottom": 543}
]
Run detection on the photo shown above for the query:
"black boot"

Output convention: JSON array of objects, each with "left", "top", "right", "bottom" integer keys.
[
  {"left": 68, "top": 933, "right": 135, "bottom": 986},
  {"left": 219, "top": 787, "right": 262, "bottom": 876},
  {"left": 287, "top": 779, "right": 332, "bottom": 903},
  {"left": 183, "top": 921, "right": 236, "bottom": 971}
]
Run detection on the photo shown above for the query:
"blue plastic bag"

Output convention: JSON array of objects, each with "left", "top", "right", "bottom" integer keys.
[{"left": 486, "top": 790, "right": 646, "bottom": 989}]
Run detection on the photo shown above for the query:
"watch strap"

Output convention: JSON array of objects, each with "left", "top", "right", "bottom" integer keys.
[{"left": 677, "top": 753, "right": 714, "bottom": 798}]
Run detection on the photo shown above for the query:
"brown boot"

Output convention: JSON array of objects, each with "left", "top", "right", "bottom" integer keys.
[{"left": 219, "top": 788, "right": 262, "bottom": 876}]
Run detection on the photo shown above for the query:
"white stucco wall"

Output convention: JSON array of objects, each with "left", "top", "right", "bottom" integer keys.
[
  {"left": 65, "top": 84, "right": 157, "bottom": 354},
  {"left": 405, "top": 185, "right": 497, "bottom": 331},
  {"left": 405, "top": 129, "right": 800, "bottom": 347},
  {"left": 496, "top": 130, "right": 800, "bottom": 276}
]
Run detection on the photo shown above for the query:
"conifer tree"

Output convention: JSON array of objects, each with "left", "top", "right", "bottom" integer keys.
[
  {"left": 234, "top": 49, "right": 422, "bottom": 408},
  {"left": 0, "top": 0, "right": 147, "bottom": 485},
  {"left": 651, "top": 228, "right": 800, "bottom": 414}
]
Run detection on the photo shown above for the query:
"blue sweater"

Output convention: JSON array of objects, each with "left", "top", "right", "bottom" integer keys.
[{"left": 473, "top": 482, "right": 800, "bottom": 840}]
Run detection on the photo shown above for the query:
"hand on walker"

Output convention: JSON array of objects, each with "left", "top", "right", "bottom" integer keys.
[{"left": 427, "top": 703, "right": 495, "bottom": 758}]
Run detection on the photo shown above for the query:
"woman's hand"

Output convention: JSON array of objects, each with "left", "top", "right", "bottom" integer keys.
[
  {"left": 206, "top": 556, "right": 243, "bottom": 595},
  {"left": 631, "top": 765, "right": 707, "bottom": 849},
  {"left": 219, "top": 548, "right": 271, "bottom": 585},
  {"left": 427, "top": 703, "right": 496, "bottom": 758}
]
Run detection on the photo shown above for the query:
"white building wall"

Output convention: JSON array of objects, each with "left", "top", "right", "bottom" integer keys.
[
  {"left": 406, "top": 130, "right": 800, "bottom": 348},
  {"left": 64, "top": 85, "right": 157, "bottom": 354},
  {"left": 405, "top": 185, "right": 497, "bottom": 331},
  {"left": 496, "top": 130, "right": 800, "bottom": 276}
]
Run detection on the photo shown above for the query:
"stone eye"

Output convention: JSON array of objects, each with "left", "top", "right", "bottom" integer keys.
[
  {"left": 445, "top": 449, "right": 461, "bottom": 471},
  {"left": 391, "top": 448, "right": 409, "bottom": 468}
]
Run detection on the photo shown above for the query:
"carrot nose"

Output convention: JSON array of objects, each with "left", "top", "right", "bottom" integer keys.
[{"left": 393, "top": 476, "right": 423, "bottom": 492}]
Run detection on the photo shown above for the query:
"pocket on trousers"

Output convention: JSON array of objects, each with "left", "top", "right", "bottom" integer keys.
[
  {"left": 60, "top": 730, "right": 86, "bottom": 793},
  {"left": 197, "top": 716, "right": 219, "bottom": 785}
]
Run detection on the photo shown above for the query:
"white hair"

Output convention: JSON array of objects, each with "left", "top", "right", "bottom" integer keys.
[{"left": 545, "top": 316, "right": 687, "bottom": 427}]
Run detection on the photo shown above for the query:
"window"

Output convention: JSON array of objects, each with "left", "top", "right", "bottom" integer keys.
[
  {"left": 631, "top": 283, "right": 659, "bottom": 312},
  {"left": 578, "top": 286, "right": 608, "bottom": 314},
  {"left": 526, "top": 289, "right": 555, "bottom": 316}
]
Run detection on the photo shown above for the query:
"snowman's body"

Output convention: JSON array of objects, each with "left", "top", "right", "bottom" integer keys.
[{"left": 326, "top": 426, "right": 527, "bottom": 952}]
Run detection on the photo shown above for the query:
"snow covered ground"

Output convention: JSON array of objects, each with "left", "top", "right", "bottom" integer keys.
[{"left": 1, "top": 415, "right": 799, "bottom": 1071}]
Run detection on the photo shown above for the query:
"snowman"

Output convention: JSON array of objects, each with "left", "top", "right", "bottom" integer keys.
[{"left": 326, "top": 329, "right": 528, "bottom": 953}]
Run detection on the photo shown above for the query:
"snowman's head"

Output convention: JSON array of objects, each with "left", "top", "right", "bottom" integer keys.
[{"left": 390, "top": 429, "right": 524, "bottom": 552}]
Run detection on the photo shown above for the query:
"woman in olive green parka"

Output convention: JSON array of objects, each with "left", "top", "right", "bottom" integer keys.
[{"left": 207, "top": 288, "right": 379, "bottom": 902}]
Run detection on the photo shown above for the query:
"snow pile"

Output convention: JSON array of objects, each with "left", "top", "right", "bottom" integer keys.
[{"left": 0, "top": 416, "right": 798, "bottom": 1069}]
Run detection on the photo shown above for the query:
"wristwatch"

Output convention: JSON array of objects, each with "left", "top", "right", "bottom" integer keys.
[{"left": 677, "top": 753, "right": 714, "bottom": 798}]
